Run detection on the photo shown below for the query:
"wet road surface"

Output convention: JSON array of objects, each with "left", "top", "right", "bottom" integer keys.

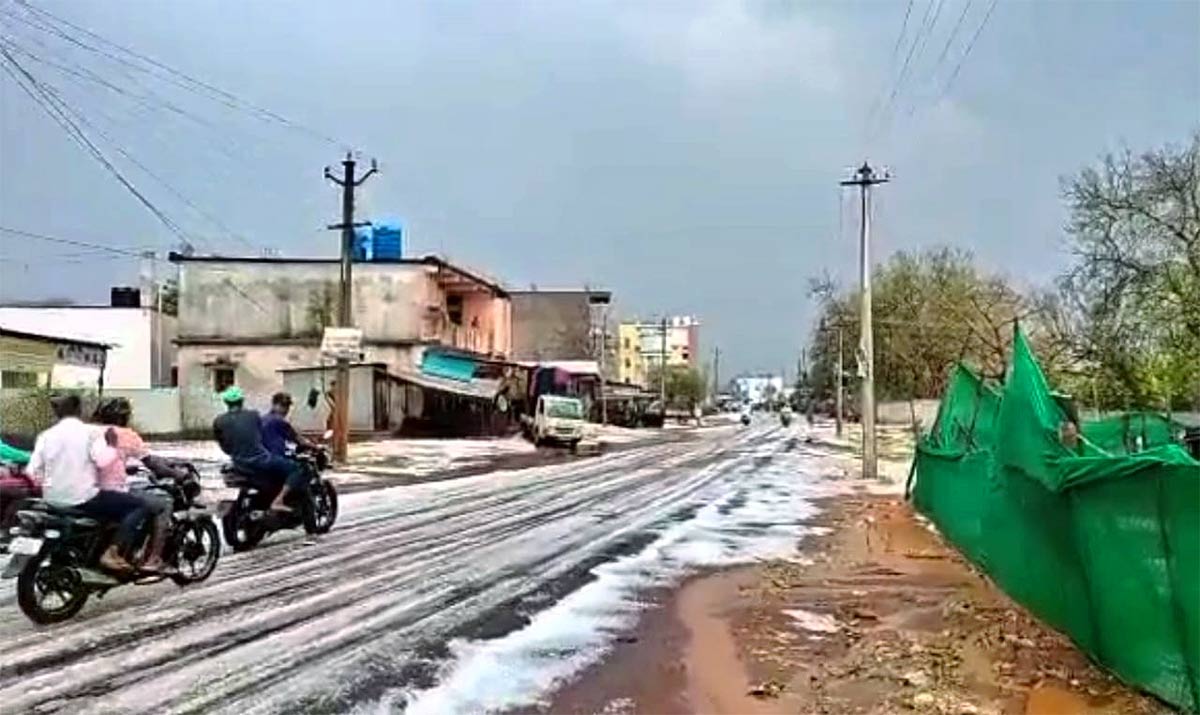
[{"left": 0, "top": 424, "right": 836, "bottom": 714}]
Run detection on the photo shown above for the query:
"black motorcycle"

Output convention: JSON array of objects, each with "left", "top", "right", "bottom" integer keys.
[
  {"left": 218, "top": 445, "right": 338, "bottom": 552},
  {"left": 3, "top": 461, "right": 220, "bottom": 624}
]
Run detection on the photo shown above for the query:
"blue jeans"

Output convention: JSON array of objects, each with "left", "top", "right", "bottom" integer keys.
[
  {"left": 235, "top": 455, "right": 308, "bottom": 496},
  {"left": 77, "top": 490, "right": 148, "bottom": 558}
]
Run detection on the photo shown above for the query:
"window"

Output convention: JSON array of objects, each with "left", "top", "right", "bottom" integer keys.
[
  {"left": 170, "top": 366, "right": 179, "bottom": 387},
  {"left": 624, "top": 359, "right": 631, "bottom": 370},
  {"left": 212, "top": 366, "right": 235, "bottom": 393},
  {"left": 446, "top": 294, "right": 464, "bottom": 326},
  {"left": 1, "top": 371, "right": 39, "bottom": 389},
  {"left": 623, "top": 337, "right": 630, "bottom": 349}
]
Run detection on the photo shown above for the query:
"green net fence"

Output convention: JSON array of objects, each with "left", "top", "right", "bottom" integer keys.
[{"left": 912, "top": 327, "right": 1200, "bottom": 712}]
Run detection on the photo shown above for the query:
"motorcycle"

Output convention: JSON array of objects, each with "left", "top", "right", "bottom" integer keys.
[
  {"left": 3, "top": 460, "right": 220, "bottom": 624},
  {"left": 218, "top": 443, "right": 338, "bottom": 552},
  {"left": 740, "top": 412, "right": 752, "bottom": 426}
]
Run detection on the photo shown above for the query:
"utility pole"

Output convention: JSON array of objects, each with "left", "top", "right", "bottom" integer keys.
[
  {"left": 712, "top": 346, "right": 720, "bottom": 403},
  {"left": 324, "top": 153, "right": 378, "bottom": 463},
  {"left": 835, "top": 325, "right": 844, "bottom": 438},
  {"left": 659, "top": 317, "right": 668, "bottom": 412},
  {"left": 599, "top": 303, "right": 608, "bottom": 425},
  {"left": 841, "top": 161, "right": 888, "bottom": 480}
]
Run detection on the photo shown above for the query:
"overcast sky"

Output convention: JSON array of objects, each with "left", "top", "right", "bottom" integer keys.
[{"left": 1, "top": 0, "right": 1197, "bottom": 377}]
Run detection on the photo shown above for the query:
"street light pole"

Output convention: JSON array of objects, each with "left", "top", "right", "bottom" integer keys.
[{"left": 841, "top": 161, "right": 888, "bottom": 480}]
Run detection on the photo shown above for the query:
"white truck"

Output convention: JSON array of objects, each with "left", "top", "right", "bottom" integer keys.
[{"left": 526, "top": 394, "right": 586, "bottom": 450}]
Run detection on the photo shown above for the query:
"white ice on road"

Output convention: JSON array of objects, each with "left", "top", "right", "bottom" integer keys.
[{"left": 0, "top": 425, "right": 863, "bottom": 715}]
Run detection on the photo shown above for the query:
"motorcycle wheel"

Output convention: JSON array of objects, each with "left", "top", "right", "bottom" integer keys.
[
  {"left": 303, "top": 481, "right": 338, "bottom": 535},
  {"left": 221, "top": 502, "right": 266, "bottom": 553},
  {"left": 16, "top": 555, "right": 88, "bottom": 624},
  {"left": 171, "top": 518, "right": 221, "bottom": 585}
]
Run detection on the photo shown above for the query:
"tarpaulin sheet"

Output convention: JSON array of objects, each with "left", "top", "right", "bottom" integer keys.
[{"left": 912, "top": 327, "right": 1200, "bottom": 711}]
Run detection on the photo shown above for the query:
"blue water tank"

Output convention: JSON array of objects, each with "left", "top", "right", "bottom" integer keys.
[
  {"left": 351, "top": 222, "right": 403, "bottom": 262},
  {"left": 371, "top": 221, "right": 403, "bottom": 261}
]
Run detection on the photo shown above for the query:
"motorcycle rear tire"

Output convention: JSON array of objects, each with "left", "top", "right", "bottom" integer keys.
[
  {"left": 221, "top": 506, "right": 266, "bottom": 553},
  {"left": 16, "top": 557, "right": 88, "bottom": 625}
]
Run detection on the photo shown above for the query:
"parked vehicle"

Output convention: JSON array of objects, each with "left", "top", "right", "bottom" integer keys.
[
  {"left": 3, "top": 460, "right": 219, "bottom": 624},
  {"left": 219, "top": 442, "right": 338, "bottom": 552},
  {"left": 526, "top": 394, "right": 586, "bottom": 450}
]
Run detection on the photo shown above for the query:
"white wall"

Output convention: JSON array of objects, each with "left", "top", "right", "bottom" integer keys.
[
  {"left": 0, "top": 307, "right": 176, "bottom": 389},
  {"left": 107, "top": 388, "right": 182, "bottom": 435},
  {"left": 877, "top": 399, "right": 941, "bottom": 427},
  {"left": 177, "top": 343, "right": 419, "bottom": 431}
]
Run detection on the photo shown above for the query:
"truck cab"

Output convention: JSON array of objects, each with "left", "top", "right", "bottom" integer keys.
[{"left": 530, "top": 394, "right": 585, "bottom": 449}]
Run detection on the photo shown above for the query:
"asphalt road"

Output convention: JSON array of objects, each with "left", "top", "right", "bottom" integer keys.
[{"left": 0, "top": 423, "right": 835, "bottom": 714}]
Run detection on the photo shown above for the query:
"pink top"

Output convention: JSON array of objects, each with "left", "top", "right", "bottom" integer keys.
[{"left": 96, "top": 427, "right": 148, "bottom": 492}]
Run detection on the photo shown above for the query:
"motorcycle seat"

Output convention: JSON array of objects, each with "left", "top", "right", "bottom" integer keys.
[{"left": 20, "top": 499, "right": 100, "bottom": 527}]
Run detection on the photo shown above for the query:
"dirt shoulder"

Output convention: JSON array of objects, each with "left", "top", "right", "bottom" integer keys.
[{"left": 543, "top": 492, "right": 1169, "bottom": 715}]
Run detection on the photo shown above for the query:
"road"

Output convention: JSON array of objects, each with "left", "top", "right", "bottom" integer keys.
[{"left": 0, "top": 424, "right": 848, "bottom": 715}]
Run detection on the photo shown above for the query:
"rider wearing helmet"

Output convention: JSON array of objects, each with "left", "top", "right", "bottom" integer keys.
[{"left": 213, "top": 386, "right": 305, "bottom": 513}]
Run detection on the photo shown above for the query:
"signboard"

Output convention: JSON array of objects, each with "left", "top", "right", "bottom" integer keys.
[{"left": 321, "top": 328, "right": 364, "bottom": 361}]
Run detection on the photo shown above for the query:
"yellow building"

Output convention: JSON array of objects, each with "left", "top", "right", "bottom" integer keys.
[
  {"left": 617, "top": 322, "right": 646, "bottom": 386},
  {"left": 617, "top": 317, "right": 700, "bottom": 387}
]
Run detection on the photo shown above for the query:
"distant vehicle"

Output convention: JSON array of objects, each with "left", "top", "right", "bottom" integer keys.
[
  {"left": 528, "top": 394, "right": 585, "bottom": 450},
  {"left": 779, "top": 405, "right": 793, "bottom": 427},
  {"left": 740, "top": 410, "right": 752, "bottom": 426}
]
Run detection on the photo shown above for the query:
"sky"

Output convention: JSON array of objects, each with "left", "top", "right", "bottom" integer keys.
[{"left": 0, "top": 0, "right": 1197, "bottom": 378}]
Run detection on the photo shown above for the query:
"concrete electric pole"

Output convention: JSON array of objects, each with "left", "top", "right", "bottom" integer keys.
[
  {"left": 324, "top": 153, "right": 377, "bottom": 463},
  {"left": 659, "top": 317, "right": 668, "bottom": 413},
  {"left": 841, "top": 161, "right": 888, "bottom": 480}
]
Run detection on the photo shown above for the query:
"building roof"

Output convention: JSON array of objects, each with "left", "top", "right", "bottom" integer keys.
[
  {"left": 0, "top": 325, "right": 110, "bottom": 350},
  {"left": 510, "top": 288, "right": 612, "bottom": 304},
  {"left": 168, "top": 252, "right": 509, "bottom": 297}
]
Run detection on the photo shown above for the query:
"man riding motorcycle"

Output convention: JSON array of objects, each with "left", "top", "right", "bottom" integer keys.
[
  {"left": 26, "top": 394, "right": 148, "bottom": 572},
  {"left": 213, "top": 386, "right": 306, "bottom": 513},
  {"left": 261, "top": 392, "right": 314, "bottom": 458}
]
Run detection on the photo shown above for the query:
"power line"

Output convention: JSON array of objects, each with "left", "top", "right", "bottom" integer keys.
[
  {"left": 0, "top": 44, "right": 196, "bottom": 249},
  {"left": 940, "top": 0, "right": 1000, "bottom": 100},
  {"left": 0, "top": 224, "right": 152, "bottom": 257},
  {"left": 27, "top": 67, "right": 253, "bottom": 251},
  {"left": 866, "top": 0, "right": 914, "bottom": 129},
  {"left": 10, "top": 1, "right": 348, "bottom": 149},
  {"left": 873, "top": 0, "right": 938, "bottom": 138}
]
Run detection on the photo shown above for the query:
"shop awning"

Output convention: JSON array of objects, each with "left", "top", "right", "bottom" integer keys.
[{"left": 395, "top": 369, "right": 500, "bottom": 401}]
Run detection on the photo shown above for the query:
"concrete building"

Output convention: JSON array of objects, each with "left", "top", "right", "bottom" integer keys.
[
  {"left": 0, "top": 326, "right": 109, "bottom": 390},
  {"left": 171, "top": 253, "right": 512, "bottom": 431},
  {"left": 616, "top": 316, "right": 700, "bottom": 387},
  {"left": 510, "top": 288, "right": 612, "bottom": 365},
  {"left": 732, "top": 374, "right": 785, "bottom": 407},
  {"left": 0, "top": 298, "right": 176, "bottom": 389}
]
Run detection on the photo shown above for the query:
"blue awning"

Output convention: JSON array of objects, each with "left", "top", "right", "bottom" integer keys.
[{"left": 420, "top": 350, "right": 478, "bottom": 382}]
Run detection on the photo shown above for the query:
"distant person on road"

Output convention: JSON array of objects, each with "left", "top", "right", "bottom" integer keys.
[
  {"left": 261, "top": 392, "right": 313, "bottom": 458},
  {"left": 213, "top": 387, "right": 304, "bottom": 513},
  {"left": 27, "top": 394, "right": 147, "bottom": 572}
]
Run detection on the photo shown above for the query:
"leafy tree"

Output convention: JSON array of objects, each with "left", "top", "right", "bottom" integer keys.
[
  {"left": 807, "top": 247, "right": 1051, "bottom": 402},
  {"left": 1057, "top": 133, "right": 1200, "bottom": 410},
  {"left": 647, "top": 365, "right": 707, "bottom": 410}
]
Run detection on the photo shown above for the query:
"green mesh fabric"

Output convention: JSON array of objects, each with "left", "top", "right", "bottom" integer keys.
[
  {"left": 1083, "top": 412, "right": 1189, "bottom": 455},
  {"left": 912, "top": 327, "right": 1200, "bottom": 712}
]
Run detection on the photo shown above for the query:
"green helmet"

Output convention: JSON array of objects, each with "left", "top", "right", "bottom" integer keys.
[{"left": 219, "top": 385, "right": 244, "bottom": 404}]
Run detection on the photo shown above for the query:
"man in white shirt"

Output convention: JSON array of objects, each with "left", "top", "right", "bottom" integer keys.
[{"left": 27, "top": 394, "right": 148, "bottom": 572}]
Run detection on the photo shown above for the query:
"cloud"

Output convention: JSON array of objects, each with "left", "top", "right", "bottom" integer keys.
[{"left": 618, "top": 0, "right": 840, "bottom": 93}]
